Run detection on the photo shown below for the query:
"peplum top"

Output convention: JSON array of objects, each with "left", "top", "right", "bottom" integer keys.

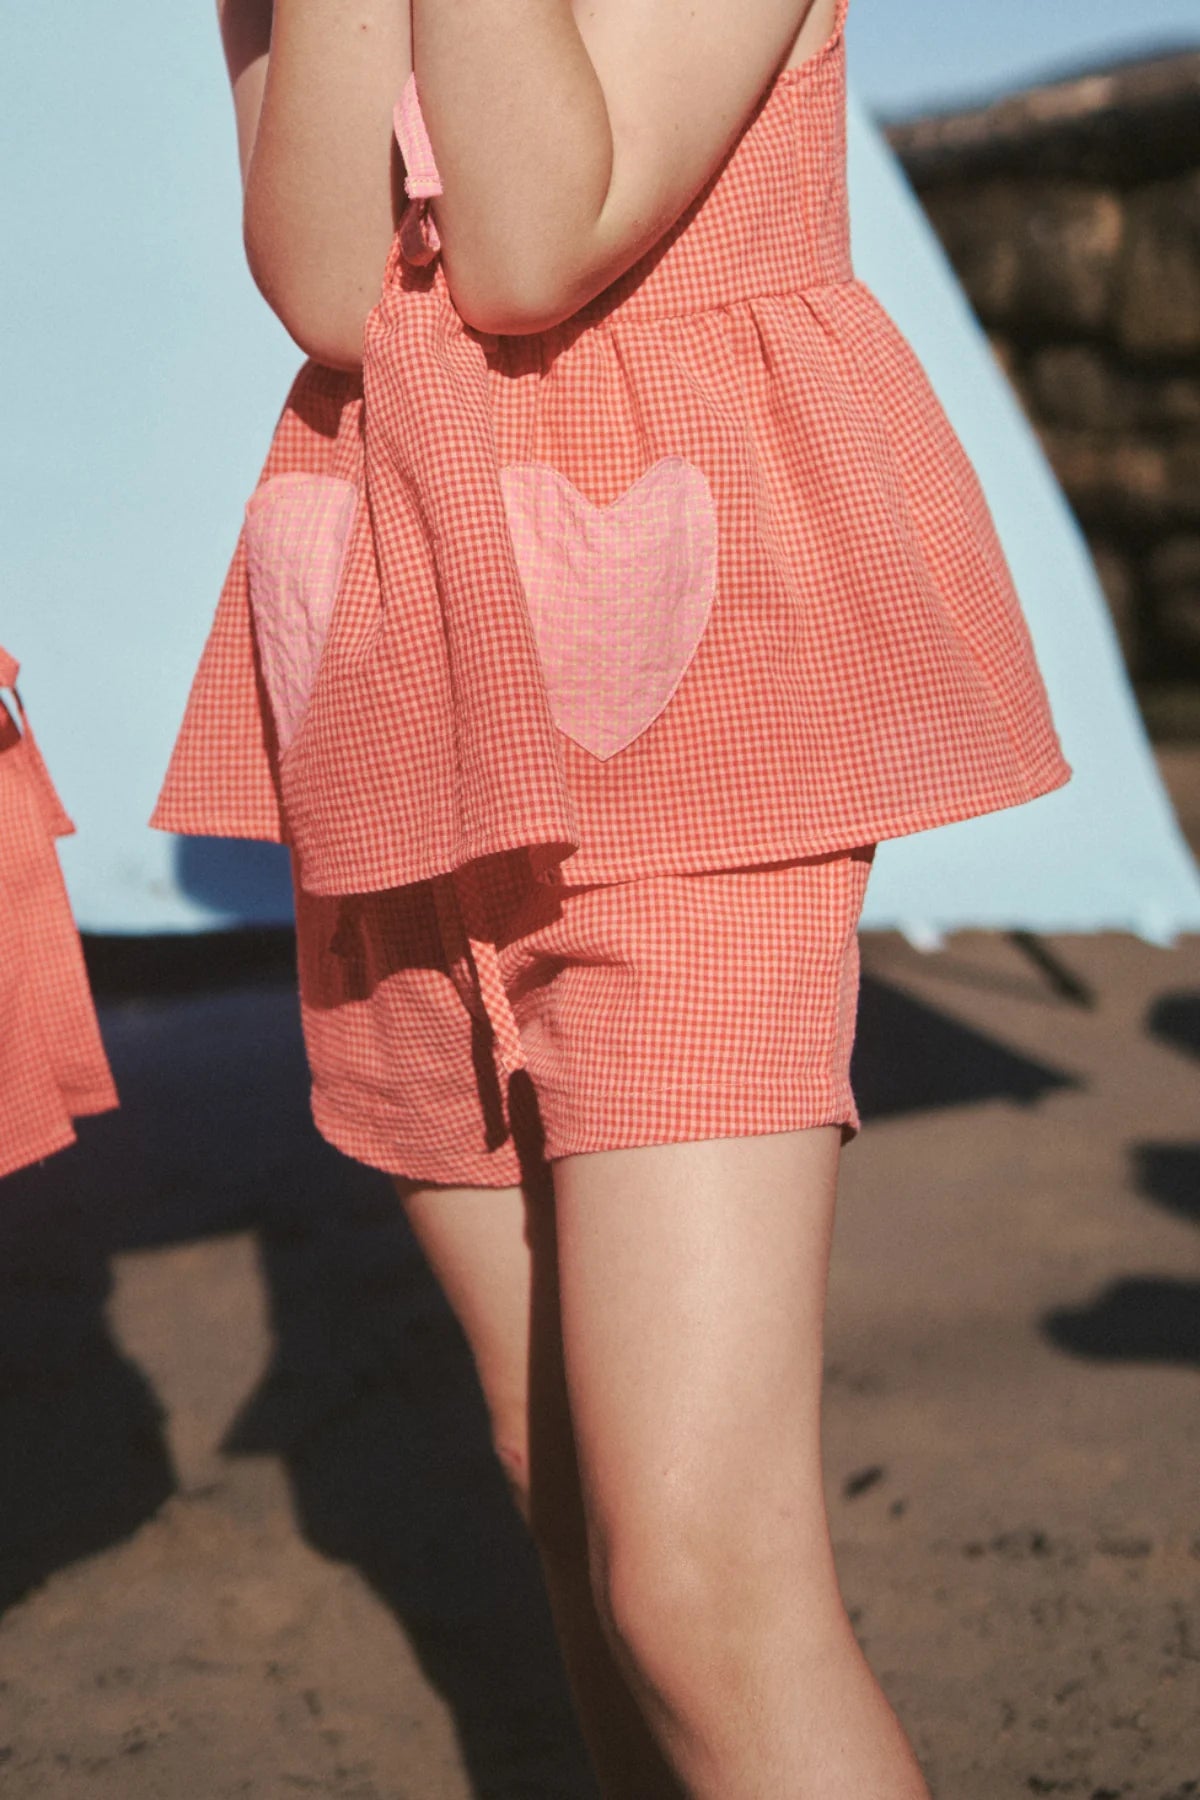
[{"left": 151, "top": 0, "right": 1071, "bottom": 894}]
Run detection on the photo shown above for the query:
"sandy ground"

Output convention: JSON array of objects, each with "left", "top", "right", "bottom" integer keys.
[{"left": 1, "top": 761, "right": 1198, "bottom": 1798}]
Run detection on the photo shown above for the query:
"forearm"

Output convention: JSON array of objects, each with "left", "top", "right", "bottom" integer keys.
[
  {"left": 242, "top": 0, "right": 409, "bottom": 369},
  {"left": 414, "top": 0, "right": 620, "bottom": 334}
]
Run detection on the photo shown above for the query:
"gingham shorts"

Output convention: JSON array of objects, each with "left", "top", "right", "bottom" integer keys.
[{"left": 292, "top": 844, "right": 876, "bottom": 1187}]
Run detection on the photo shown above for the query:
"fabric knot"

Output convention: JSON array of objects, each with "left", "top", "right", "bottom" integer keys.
[
  {"left": 432, "top": 865, "right": 527, "bottom": 1084},
  {"left": 397, "top": 203, "right": 441, "bottom": 267}
]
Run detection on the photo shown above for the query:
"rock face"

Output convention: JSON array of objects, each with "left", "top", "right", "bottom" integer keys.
[{"left": 886, "top": 50, "right": 1200, "bottom": 737}]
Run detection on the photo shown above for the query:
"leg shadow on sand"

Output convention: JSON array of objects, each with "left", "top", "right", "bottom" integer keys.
[
  {"left": 1042, "top": 989, "right": 1200, "bottom": 1373},
  {"left": 0, "top": 931, "right": 1077, "bottom": 1795}
]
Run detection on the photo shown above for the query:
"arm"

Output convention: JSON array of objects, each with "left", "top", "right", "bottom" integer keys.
[
  {"left": 215, "top": 0, "right": 272, "bottom": 188},
  {"left": 218, "top": 0, "right": 409, "bottom": 371},
  {"left": 416, "top": 0, "right": 822, "bottom": 336}
]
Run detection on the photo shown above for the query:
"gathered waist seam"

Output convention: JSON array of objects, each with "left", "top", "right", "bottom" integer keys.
[
  {"left": 476, "top": 273, "right": 861, "bottom": 353},
  {"left": 605, "top": 274, "right": 860, "bottom": 324}
]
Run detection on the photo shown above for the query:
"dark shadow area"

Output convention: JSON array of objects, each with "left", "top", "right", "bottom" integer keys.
[
  {"left": 1043, "top": 1276, "right": 1200, "bottom": 1368},
  {"left": 1146, "top": 990, "right": 1200, "bottom": 1061},
  {"left": 851, "top": 972, "right": 1076, "bottom": 1119},
  {"left": 1046, "top": 1146, "right": 1200, "bottom": 1368},
  {"left": 0, "top": 1170, "right": 174, "bottom": 1615},
  {"left": 84, "top": 924, "right": 297, "bottom": 1002},
  {"left": 1039, "top": 988, "right": 1200, "bottom": 1372},
  {"left": 1, "top": 950, "right": 594, "bottom": 1796},
  {"left": 224, "top": 1181, "right": 592, "bottom": 1798},
  {"left": 861, "top": 947, "right": 1085, "bottom": 1010},
  {"left": 1131, "top": 1142, "right": 1200, "bottom": 1229},
  {"left": 1, "top": 935, "right": 1081, "bottom": 1790}
]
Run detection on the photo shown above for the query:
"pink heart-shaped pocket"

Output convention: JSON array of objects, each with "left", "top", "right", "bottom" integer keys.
[
  {"left": 500, "top": 458, "right": 718, "bottom": 760},
  {"left": 244, "top": 472, "right": 359, "bottom": 755}
]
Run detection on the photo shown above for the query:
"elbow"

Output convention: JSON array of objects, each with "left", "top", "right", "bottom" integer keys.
[
  {"left": 243, "top": 220, "right": 368, "bottom": 372},
  {"left": 278, "top": 306, "right": 367, "bottom": 374},
  {"left": 249, "top": 270, "right": 367, "bottom": 374},
  {"left": 452, "top": 285, "right": 579, "bottom": 340},
  {"left": 440, "top": 198, "right": 635, "bottom": 337},
  {"left": 444, "top": 254, "right": 593, "bottom": 340}
]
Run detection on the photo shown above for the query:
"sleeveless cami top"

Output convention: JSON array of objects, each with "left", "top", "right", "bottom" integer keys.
[{"left": 151, "top": 0, "right": 1071, "bottom": 893}]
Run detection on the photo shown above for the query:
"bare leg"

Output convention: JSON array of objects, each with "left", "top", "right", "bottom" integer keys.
[
  {"left": 553, "top": 1129, "right": 931, "bottom": 1800},
  {"left": 397, "top": 1173, "right": 683, "bottom": 1796}
]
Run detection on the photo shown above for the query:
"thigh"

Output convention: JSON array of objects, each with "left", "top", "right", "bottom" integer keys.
[
  {"left": 552, "top": 1128, "right": 843, "bottom": 1557},
  {"left": 400, "top": 1178, "right": 540, "bottom": 1454},
  {"left": 399, "top": 1160, "right": 583, "bottom": 1545}
]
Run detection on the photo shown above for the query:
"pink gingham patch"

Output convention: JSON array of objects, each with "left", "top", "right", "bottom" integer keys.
[
  {"left": 393, "top": 73, "right": 443, "bottom": 265},
  {"left": 244, "top": 473, "right": 358, "bottom": 754},
  {"left": 500, "top": 457, "right": 718, "bottom": 760}
]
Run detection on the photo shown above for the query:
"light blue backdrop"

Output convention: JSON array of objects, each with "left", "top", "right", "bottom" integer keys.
[{"left": 3, "top": 5, "right": 1199, "bottom": 944}]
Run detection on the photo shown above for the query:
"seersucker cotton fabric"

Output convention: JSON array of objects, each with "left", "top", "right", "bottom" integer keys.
[
  {"left": 151, "top": 0, "right": 1071, "bottom": 895},
  {"left": 0, "top": 650, "right": 118, "bottom": 1179},
  {"left": 294, "top": 844, "right": 876, "bottom": 1183}
]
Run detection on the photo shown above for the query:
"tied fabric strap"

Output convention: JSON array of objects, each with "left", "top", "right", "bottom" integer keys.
[
  {"left": 432, "top": 865, "right": 528, "bottom": 1084},
  {"left": 393, "top": 72, "right": 443, "bottom": 266}
]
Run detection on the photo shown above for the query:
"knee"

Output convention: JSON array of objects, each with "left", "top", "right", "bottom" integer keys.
[
  {"left": 588, "top": 1484, "right": 833, "bottom": 1689},
  {"left": 588, "top": 1505, "right": 712, "bottom": 1680}
]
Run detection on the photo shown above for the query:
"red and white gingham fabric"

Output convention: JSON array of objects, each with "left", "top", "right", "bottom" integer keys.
[
  {"left": 293, "top": 844, "right": 875, "bottom": 1185},
  {"left": 152, "top": 0, "right": 1071, "bottom": 896},
  {"left": 0, "top": 650, "right": 118, "bottom": 1179}
]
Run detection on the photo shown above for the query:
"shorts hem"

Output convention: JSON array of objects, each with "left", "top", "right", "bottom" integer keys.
[
  {"left": 311, "top": 1087, "right": 524, "bottom": 1187},
  {"left": 541, "top": 1101, "right": 861, "bottom": 1162},
  {"left": 312, "top": 1081, "right": 860, "bottom": 1184}
]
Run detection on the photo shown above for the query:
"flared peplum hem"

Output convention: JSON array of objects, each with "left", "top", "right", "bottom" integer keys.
[
  {"left": 1, "top": 653, "right": 118, "bottom": 1179},
  {"left": 152, "top": 0, "right": 1071, "bottom": 894}
]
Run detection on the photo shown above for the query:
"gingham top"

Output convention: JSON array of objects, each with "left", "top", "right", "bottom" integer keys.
[
  {"left": 152, "top": 0, "right": 1071, "bottom": 895},
  {"left": 1, "top": 649, "right": 118, "bottom": 1178}
]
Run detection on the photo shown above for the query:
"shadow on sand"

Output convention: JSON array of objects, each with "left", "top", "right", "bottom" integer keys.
[
  {"left": 0, "top": 931, "right": 1080, "bottom": 1794},
  {"left": 1041, "top": 989, "right": 1200, "bottom": 1373}
]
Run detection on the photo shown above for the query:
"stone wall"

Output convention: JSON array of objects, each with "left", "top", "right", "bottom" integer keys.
[{"left": 885, "top": 50, "right": 1200, "bottom": 737}]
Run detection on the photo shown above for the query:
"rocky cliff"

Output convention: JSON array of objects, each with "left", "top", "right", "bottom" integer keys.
[{"left": 886, "top": 49, "right": 1200, "bottom": 736}]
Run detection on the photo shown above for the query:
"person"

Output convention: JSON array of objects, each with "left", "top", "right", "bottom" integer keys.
[
  {"left": 1, "top": 648, "right": 118, "bottom": 1179},
  {"left": 155, "top": 0, "right": 1072, "bottom": 1791}
]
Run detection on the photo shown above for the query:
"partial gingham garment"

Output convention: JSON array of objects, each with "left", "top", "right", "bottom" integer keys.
[
  {"left": 0, "top": 650, "right": 118, "bottom": 1179},
  {"left": 152, "top": 0, "right": 1071, "bottom": 896},
  {"left": 293, "top": 845, "right": 875, "bottom": 1185}
]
